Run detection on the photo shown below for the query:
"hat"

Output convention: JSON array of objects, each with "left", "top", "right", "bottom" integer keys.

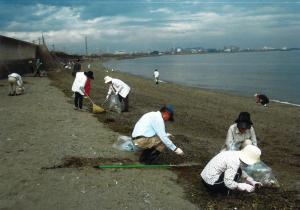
[
  {"left": 254, "top": 93, "right": 258, "bottom": 97},
  {"left": 104, "top": 76, "right": 112, "bottom": 83},
  {"left": 235, "top": 112, "right": 252, "bottom": 129},
  {"left": 239, "top": 145, "right": 261, "bottom": 165},
  {"left": 84, "top": 71, "right": 94, "bottom": 79},
  {"left": 166, "top": 104, "right": 174, "bottom": 121}
]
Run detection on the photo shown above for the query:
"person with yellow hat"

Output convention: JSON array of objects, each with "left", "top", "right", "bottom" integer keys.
[{"left": 201, "top": 145, "right": 262, "bottom": 194}]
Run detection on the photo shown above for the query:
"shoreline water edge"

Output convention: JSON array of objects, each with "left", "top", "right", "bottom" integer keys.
[
  {"left": 103, "top": 51, "right": 300, "bottom": 107},
  {"left": 47, "top": 60, "right": 300, "bottom": 208}
]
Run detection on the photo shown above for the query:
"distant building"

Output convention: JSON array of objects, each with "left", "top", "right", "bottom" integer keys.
[
  {"left": 114, "top": 50, "right": 126, "bottom": 55},
  {"left": 176, "top": 48, "right": 182, "bottom": 53}
]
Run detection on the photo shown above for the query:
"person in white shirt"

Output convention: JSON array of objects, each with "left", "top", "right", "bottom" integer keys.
[
  {"left": 153, "top": 69, "right": 159, "bottom": 85},
  {"left": 72, "top": 71, "right": 94, "bottom": 110},
  {"left": 201, "top": 145, "right": 262, "bottom": 194},
  {"left": 223, "top": 112, "right": 257, "bottom": 151},
  {"left": 8, "top": 73, "right": 24, "bottom": 96},
  {"left": 104, "top": 76, "right": 130, "bottom": 112},
  {"left": 131, "top": 105, "right": 184, "bottom": 164}
]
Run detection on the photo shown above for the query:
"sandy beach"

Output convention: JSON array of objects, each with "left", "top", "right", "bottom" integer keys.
[{"left": 0, "top": 59, "right": 299, "bottom": 209}]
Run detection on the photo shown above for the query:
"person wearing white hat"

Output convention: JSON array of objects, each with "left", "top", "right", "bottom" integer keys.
[
  {"left": 104, "top": 76, "right": 131, "bottom": 112},
  {"left": 201, "top": 145, "right": 262, "bottom": 194}
]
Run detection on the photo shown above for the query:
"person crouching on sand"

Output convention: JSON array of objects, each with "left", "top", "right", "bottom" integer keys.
[
  {"left": 255, "top": 93, "right": 269, "bottom": 107},
  {"left": 201, "top": 145, "right": 263, "bottom": 194},
  {"left": 7, "top": 73, "right": 24, "bottom": 96},
  {"left": 131, "top": 105, "right": 184, "bottom": 164},
  {"left": 222, "top": 112, "right": 257, "bottom": 151}
]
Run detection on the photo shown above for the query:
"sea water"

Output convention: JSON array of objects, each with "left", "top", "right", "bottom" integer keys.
[{"left": 104, "top": 51, "right": 300, "bottom": 106}]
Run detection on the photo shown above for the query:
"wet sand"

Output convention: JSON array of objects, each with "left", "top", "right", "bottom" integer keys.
[
  {"left": 1, "top": 59, "right": 299, "bottom": 209},
  {"left": 50, "top": 59, "right": 300, "bottom": 208}
]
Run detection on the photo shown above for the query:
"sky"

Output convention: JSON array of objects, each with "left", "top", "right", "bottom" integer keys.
[{"left": 0, "top": 0, "right": 299, "bottom": 54}]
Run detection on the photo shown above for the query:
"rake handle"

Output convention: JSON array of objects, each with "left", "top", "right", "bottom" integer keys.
[{"left": 94, "top": 163, "right": 200, "bottom": 169}]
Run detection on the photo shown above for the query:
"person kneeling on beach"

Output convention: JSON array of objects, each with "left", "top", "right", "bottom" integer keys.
[
  {"left": 201, "top": 145, "right": 262, "bottom": 194},
  {"left": 71, "top": 71, "right": 94, "bottom": 111},
  {"left": 131, "top": 105, "right": 184, "bottom": 164},
  {"left": 222, "top": 112, "right": 257, "bottom": 151},
  {"left": 7, "top": 73, "right": 24, "bottom": 96}
]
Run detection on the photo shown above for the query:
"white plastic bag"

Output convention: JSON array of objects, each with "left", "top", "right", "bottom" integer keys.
[
  {"left": 242, "top": 161, "right": 280, "bottom": 187},
  {"left": 112, "top": 136, "right": 139, "bottom": 152},
  {"left": 108, "top": 95, "right": 123, "bottom": 113}
]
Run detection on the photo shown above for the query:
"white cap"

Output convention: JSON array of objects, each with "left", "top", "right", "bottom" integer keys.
[
  {"left": 104, "top": 76, "right": 112, "bottom": 83},
  {"left": 239, "top": 145, "right": 261, "bottom": 165}
]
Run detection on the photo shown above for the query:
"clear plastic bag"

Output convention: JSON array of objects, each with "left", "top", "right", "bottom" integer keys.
[
  {"left": 16, "top": 86, "right": 24, "bottom": 95},
  {"left": 242, "top": 161, "right": 280, "bottom": 188},
  {"left": 108, "top": 95, "right": 123, "bottom": 113},
  {"left": 112, "top": 136, "right": 139, "bottom": 152}
]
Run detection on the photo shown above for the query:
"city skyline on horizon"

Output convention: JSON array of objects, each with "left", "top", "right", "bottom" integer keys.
[{"left": 0, "top": 0, "right": 299, "bottom": 54}]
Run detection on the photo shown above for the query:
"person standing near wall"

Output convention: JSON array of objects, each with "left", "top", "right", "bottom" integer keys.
[
  {"left": 72, "top": 59, "right": 81, "bottom": 76},
  {"left": 7, "top": 73, "right": 24, "bottom": 96},
  {"left": 34, "top": 58, "right": 42, "bottom": 77}
]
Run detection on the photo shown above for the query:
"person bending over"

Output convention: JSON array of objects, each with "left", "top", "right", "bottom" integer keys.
[
  {"left": 132, "top": 105, "right": 184, "bottom": 164},
  {"left": 104, "top": 76, "right": 130, "bottom": 112},
  {"left": 201, "top": 145, "right": 262, "bottom": 194}
]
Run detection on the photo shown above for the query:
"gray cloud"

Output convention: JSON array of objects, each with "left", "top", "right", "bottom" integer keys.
[{"left": 1, "top": 1, "right": 299, "bottom": 53}]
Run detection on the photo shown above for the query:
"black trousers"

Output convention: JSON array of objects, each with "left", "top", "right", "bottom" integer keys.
[
  {"left": 202, "top": 168, "right": 242, "bottom": 194},
  {"left": 118, "top": 94, "right": 129, "bottom": 112},
  {"left": 74, "top": 92, "right": 83, "bottom": 109}
]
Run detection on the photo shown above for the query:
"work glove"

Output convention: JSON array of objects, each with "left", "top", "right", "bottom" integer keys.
[
  {"left": 246, "top": 177, "right": 263, "bottom": 188},
  {"left": 237, "top": 183, "right": 255, "bottom": 192},
  {"left": 167, "top": 133, "right": 174, "bottom": 138},
  {"left": 174, "top": 148, "right": 184, "bottom": 155}
]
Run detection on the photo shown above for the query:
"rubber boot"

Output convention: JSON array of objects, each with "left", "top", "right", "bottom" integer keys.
[{"left": 139, "top": 148, "right": 161, "bottom": 164}]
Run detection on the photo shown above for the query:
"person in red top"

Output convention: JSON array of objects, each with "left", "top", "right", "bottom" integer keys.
[{"left": 84, "top": 78, "right": 91, "bottom": 97}]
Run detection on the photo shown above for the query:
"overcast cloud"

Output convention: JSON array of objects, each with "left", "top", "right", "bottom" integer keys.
[{"left": 0, "top": 0, "right": 299, "bottom": 54}]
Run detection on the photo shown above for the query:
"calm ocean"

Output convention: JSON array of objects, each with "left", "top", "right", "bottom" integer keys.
[{"left": 104, "top": 51, "right": 300, "bottom": 106}]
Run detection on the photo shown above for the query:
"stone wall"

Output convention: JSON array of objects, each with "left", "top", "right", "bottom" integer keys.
[{"left": 0, "top": 35, "right": 58, "bottom": 79}]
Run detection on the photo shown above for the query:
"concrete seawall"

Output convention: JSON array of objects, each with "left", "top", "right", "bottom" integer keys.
[{"left": 0, "top": 35, "right": 58, "bottom": 79}]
